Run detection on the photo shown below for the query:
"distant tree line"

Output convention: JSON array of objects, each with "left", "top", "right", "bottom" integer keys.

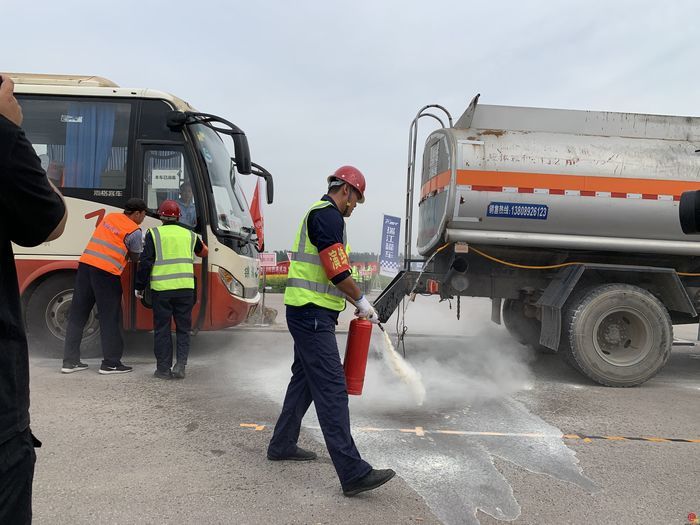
[{"left": 272, "top": 250, "right": 379, "bottom": 263}]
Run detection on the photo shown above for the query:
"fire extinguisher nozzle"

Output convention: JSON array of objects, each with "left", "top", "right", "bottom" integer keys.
[{"left": 378, "top": 323, "right": 385, "bottom": 332}]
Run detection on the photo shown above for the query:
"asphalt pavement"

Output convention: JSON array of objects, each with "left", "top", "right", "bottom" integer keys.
[{"left": 27, "top": 296, "right": 700, "bottom": 525}]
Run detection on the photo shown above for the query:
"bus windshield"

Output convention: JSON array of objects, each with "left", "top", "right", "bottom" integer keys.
[{"left": 191, "top": 124, "right": 254, "bottom": 238}]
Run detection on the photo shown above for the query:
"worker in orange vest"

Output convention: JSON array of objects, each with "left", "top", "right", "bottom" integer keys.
[{"left": 61, "top": 198, "right": 148, "bottom": 374}]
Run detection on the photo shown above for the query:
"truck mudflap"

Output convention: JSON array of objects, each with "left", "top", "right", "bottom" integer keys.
[{"left": 373, "top": 270, "right": 432, "bottom": 323}]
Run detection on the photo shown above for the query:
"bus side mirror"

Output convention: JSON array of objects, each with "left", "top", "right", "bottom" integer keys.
[
  {"left": 264, "top": 173, "right": 274, "bottom": 204},
  {"left": 679, "top": 190, "right": 700, "bottom": 234},
  {"left": 233, "top": 134, "right": 252, "bottom": 175},
  {"left": 250, "top": 162, "right": 274, "bottom": 204}
]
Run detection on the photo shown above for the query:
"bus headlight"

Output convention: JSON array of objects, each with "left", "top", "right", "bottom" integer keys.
[{"left": 218, "top": 267, "right": 245, "bottom": 297}]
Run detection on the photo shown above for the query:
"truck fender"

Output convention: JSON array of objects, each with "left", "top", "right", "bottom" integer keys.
[{"left": 536, "top": 263, "right": 696, "bottom": 351}]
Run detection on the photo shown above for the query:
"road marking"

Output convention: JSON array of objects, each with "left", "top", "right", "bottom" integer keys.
[
  {"left": 400, "top": 426, "right": 426, "bottom": 437},
  {"left": 240, "top": 423, "right": 266, "bottom": 431},
  {"left": 239, "top": 423, "right": 700, "bottom": 444}
]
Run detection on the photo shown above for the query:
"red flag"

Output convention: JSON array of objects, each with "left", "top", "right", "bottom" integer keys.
[{"left": 250, "top": 178, "right": 264, "bottom": 251}]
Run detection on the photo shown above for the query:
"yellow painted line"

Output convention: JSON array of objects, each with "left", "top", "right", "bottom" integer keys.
[
  {"left": 240, "top": 423, "right": 266, "bottom": 431},
  {"left": 399, "top": 427, "right": 426, "bottom": 437},
  {"left": 238, "top": 422, "right": 700, "bottom": 444}
]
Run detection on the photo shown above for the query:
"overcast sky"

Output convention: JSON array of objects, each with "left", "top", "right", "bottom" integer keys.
[{"left": 4, "top": 0, "right": 699, "bottom": 252}]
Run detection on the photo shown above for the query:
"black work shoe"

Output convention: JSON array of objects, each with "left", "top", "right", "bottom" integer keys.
[
  {"left": 267, "top": 446, "right": 317, "bottom": 462},
  {"left": 172, "top": 362, "right": 186, "bottom": 379},
  {"left": 98, "top": 363, "right": 133, "bottom": 375},
  {"left": 153, "top": 369, "right": 173, "bottom": 380},
  {"left": 61, "top": 362, "right": 89, "bottom": 374},
  {"left": 342, "top": 469, "right": 396, "bottom": 497}
]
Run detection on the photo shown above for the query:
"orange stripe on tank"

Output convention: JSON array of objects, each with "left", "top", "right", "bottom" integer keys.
[{"left": 420, "top": 169, "right": 700, "bottom": 200}]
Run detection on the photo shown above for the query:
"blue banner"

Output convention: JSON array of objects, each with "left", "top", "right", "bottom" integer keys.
[{"left": 379, "top": 214, "right": 401, "bottom": 277}]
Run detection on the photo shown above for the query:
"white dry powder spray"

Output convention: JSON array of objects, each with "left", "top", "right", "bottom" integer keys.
[{"left": 380, "top": 330, "right": 426, "bottom": 406}]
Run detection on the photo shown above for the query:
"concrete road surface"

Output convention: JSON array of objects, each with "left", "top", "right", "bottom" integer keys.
[{"left": 27, "top": 296, "right": 700, "bottom": 524}]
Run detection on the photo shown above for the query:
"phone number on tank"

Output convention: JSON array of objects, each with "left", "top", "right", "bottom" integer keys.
[{"left": 486, "top": 202, "right": 549, "bottom": 220}]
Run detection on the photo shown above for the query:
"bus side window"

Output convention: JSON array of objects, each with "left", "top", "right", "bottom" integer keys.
[
  {"left": 142, "top": 148, "right": 197, "bottom": 228},
  {"left": 17, "top": 97, "right": 131, "bottom": 204}
]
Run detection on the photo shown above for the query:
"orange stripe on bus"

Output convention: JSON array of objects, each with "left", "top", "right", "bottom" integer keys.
[{"left": 420, "top": 169, "right": 700, "bottom": 200}]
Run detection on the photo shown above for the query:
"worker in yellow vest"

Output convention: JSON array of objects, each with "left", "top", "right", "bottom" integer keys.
[
  {"left": 267, "top": 166, "right": 394, "bottom": 497},
  {"left": 62, "top": 198, "right": 147, "bottom": 374},
  {"left": 135, "top": 200, "right": 208, "bottom": 379}
]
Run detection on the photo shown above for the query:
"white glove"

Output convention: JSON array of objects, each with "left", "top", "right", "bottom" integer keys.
[
  {"left": 134, "top": 289, "right": 144, "bottom": 299},
  {"left": 354, "top": 295, "right": 380, "bottom": 324}
]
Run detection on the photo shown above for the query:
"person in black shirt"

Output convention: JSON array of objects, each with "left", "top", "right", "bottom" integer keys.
[{"left": 0, "top": 75, "right": 67, "bottom": 524}]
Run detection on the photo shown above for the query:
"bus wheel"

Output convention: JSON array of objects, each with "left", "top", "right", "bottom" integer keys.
[
  {"left": 562, "top": 284, "right": 672, "bottom": 387},
  {"left": 502, "top": 298, "right": 556, "bottom": 354},
  {"left": 25, "top": 274, "right": 101, "bottom": 359}
]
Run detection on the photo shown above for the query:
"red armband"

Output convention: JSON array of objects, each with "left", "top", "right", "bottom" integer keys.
[{"left": 319, "top": 243, "right": 351, "bottom": 279}]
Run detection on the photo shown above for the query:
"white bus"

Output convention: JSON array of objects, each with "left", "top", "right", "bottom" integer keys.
[{"left": 11, "top": 73, "right": 273, "bottom": 356}]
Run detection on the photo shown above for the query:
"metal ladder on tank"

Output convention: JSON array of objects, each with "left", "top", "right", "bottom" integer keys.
[{"left": 403, "top": 105, "right": 453, "bottom": 271}]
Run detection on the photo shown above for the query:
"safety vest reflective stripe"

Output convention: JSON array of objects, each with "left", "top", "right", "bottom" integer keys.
[
  {"left": 295, "top": 211, "right": 347, "bottom": 258},
  {"left": 153, "top": 258, "right": 193, "bottom": 266},
  {"left": 82, "top": 249, "right": 125, "bottom": 271},
  {"left": 88, "top": 237, "right": 127, "bottom": 256},
  {"left": 289, "top": 251, "right": 320, "bottom": 264},
  {"left": 285, "top": 278, "right": 345, "bottom": 298},
  {"left": 79, "top": 213, "right": 138, "bottom": 276},
  {"left": 151, "top": 272, "right": 196, "bottom": 282},
  {"left": 149, "top": 225, "right": 196, "bottom": 291},
  {"left": 152, "top": 228, "right": 164, "bottom": 260}
]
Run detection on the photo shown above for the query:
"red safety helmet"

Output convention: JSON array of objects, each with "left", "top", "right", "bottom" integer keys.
[
  {"left": 327, "top": 165, "right": 366, "bottom": 203},
  {"left": 158, "top": 199, "right": 181, "bottom": 218}
]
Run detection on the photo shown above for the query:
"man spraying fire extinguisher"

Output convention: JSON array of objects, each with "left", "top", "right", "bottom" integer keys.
[{"left": 267, "top": 166, "right": 395, "bottom": 497}]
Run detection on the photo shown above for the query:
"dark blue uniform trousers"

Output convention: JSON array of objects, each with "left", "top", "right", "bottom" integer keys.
[
  {"left": 64, "top": 263, "right": 123, "bottom": 367},
  {"left": 267, "top": 305, "right": 371, "bottom": 487},
  {"left": 152, "top": 290, "right": 195, "bottom": 372}
]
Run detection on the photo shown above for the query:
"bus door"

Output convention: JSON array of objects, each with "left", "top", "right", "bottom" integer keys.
[{"left": 131, "top": 144, "right": 205, "bottom": 330}]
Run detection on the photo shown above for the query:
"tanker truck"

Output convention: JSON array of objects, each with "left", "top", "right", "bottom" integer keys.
[{"left": 373, "top": 95, "right": 700, "bottom": 387}]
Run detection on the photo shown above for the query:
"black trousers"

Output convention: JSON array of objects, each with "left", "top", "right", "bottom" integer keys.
[
  {"left": 0, "top": 429, "right": 38, "bottom": 525},
  {"left": 267, "top": 305, "right": 371, "bottom": 487},
  {"left": 63, "top": 263, "right": 123, "bottom": 367},
  {"left": 152, "top": 290, "right": 194, "bottom": 372}
]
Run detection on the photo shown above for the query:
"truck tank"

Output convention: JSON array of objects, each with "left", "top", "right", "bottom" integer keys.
[{"left": 417, "top": 96, "right": 700, "bottom": 258}]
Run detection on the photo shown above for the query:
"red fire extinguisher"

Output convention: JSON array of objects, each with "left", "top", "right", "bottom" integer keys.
[{"left": 343, "top": 318, "right": 373, "bottom": 395}]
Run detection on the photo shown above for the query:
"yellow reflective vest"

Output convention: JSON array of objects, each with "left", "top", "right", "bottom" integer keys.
[
  {"left": 149, "top": 224, "right": 197, "bottom": 291},
  {"left": 284, "top": 200, "right": 349, "bottom": 311}
]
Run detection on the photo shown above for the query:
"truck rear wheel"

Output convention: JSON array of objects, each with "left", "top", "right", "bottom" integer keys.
[
  {"left": 25, "top": 274, "right": 101, "bottom": 359},
  {"left": 502, "top": 298, "right": 556, "bottom": 354},
  {"left": 562, "top": 284, "right": 672, "bottom": 387}
]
